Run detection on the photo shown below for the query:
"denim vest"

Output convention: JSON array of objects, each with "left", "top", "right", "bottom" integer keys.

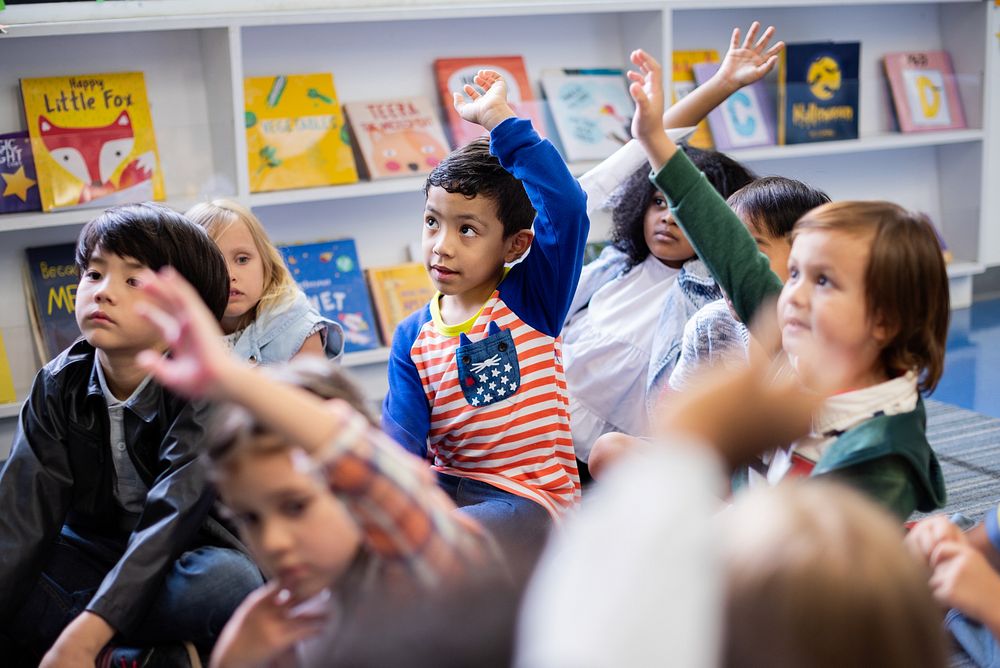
[
  {"left": 566, "top": 245, "right": 721, "bottom": 415},
  {"left": 230, "top": 291, "right": 344, "bottom": 365}
]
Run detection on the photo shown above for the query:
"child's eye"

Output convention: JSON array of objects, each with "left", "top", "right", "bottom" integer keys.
[
  {"left": 235, "top": 255, "right": 252, "bottom": 265},
  {"left": 280, "top": 498, "right": 309, "bottom": 518},
  {"left": 126, "top": 277, "right": 143, "bottom": 288},
  {"left": 424, "top": 217, "right": 439, "bottom": 229},
  {"left": 816, "top": 274, "right": 830, "bottom": 287},
  {"left": 653, "top": 196, "right": 667, "bottom": 208},
  {"left": 236, "top": 512, "right": 260, "bottom": 527},
  {"left": 460, "top": 225, "right": 477, "bottom": 237},
  {"left": 84, "top": 270, "right": 101, "bottom": 280},
  {"left": 787, "top": 267, "right": 799, "bottom": 280}
]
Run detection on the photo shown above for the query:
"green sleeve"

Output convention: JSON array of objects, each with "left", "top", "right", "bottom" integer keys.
[
  {"left": 816, "top": 455, "right": 919, "bottom": 522},
  {"left": 649, "top": 151, "right": 783, "bottom": 325}
]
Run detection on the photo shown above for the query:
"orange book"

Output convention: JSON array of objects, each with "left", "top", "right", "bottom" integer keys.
[
  {"left": 366, "top": 262, "right": 436, "bottom": 345},
  {"left": 433, "top": 55, "right": 546, "bottom": 148}
]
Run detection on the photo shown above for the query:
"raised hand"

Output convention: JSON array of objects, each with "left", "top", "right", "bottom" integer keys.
[
  {"left": 627, "top": 49, "right": 668, "bottom": 145},
  {"left": 452, "top": 69, "right": 516, "bottom": 132},
  {"left": 134, "top": 266, "right": 234, "bottom": 399},
  {"left": 715, "top": 22, "right": 784, "bottom": 91}
]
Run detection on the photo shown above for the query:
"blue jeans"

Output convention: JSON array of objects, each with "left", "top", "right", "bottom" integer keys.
[
  {"left": 436, "top": 472, "right": 552, "bottom": 566},
  {"left": 7, "top": 525, "right": 262, "bottom": 663},
  {"left": 948, "top": 609, "right": 1000, "bottom": 668}
]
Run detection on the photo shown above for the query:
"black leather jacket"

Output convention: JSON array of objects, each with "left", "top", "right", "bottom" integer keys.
[{"left": 0, "top": 339, "right": 240, "bottom": 632}]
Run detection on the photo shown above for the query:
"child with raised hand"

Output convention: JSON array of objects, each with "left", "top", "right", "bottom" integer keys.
[
  {"left": 668, "top": 176, "right": 831, "bottom": 391},
  {"left": 0, "top": 203, "right": 262, "bottom": 667},
  {"left": 187, "top": 199, "right": 344, "bottom": 365},
  {"left": 627, "top": 47, "right": 948, "bottom": 520},
  {"left": 132, "top": 268, "right": 495, "bottom": 668},
  {"left": 381, "top": 68, "right": 588, "bottom": 559},
  {"left": 565, "top": 23, "right": 780, "bottom": 467}
]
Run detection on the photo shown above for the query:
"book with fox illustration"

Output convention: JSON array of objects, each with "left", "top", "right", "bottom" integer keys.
[
  {"left": 343, "top": 97, "right": 450, "bottom": 180},
  {"left": 20, "top": 72, "right": 165, "bottom": 212},
  {"left": 245, "top": 73, "right": 358, "bottom": 192},
  {"left": 366, "top": 262, "right": 436, "bottom": 345},
  {"left": 279, "top": 239, "right": 380, "bottom": 353},
  {"left": 434, "top": 55, "right": 545, "bottom": 148}
]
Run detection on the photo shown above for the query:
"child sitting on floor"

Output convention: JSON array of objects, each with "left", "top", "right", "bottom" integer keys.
[
  {"left": 381, "top": 68, "right": 588, "bottom": 560},
  {"left": 133, "top": 268, "right": 494, "bottom": 668},
  {"left": 627, "top": 47, "right": 948, "bottom": 520},
  {"left": 187, "top": 199, "right": 343, "bottom": 365}
]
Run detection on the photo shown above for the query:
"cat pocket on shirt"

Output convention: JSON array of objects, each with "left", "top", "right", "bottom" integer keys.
[{"left": 456, "top": 322, "right": 521, "bottom": 408}]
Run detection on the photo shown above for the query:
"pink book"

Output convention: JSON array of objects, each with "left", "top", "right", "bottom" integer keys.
[{"left": 883, "top": 51, "right": 966, "bottom": 133}]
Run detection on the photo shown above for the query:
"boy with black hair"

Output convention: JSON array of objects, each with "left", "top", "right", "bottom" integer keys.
[
  {"left": 382, "top": 70, "right": 589, "bottom": 558},
  {"left": 0, "top": 203, "right": 262, "bottom": 667}
]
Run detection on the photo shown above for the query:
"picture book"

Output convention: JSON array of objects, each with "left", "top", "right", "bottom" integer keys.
[
  {"left": 778, "top": 42, "right": 860, "bottom": 144},
  {"left": 883, "top": 51, "right": 966, "bottom": 133},
  {"left": 693, "top": 61, "right": 776, "bottom": 151},
  {"left": 434, "top": 55, "right": 545, "bottom": 148},
  {"left": 278, "top": 239, "right": 380, "bottom": 353},
  {"left": 0, "top": 331, "right": 15, "bottom": 405},
  {"left": 23, "top": 243, "right": 82, "bottom": 365},
  {"left": 245, "top": 74, "right": 358, "bottom": 192},
  {"left": 343, "top": 97, "right": 450, "bottom": 180},
  {"left": 0, "top": 131, "right": 41, "bottom": 214},
  {"left": 539, "top": 70, "right": 633, "bottom": 162},
  {"left": 366, "top": 262, "right": 435, "bottom": 345},
  {"left": 672, "top": 50, "right": 719, "bottom": 149},
  {"left": 20, "top": 72, "right": 165, "bottom": 211}
]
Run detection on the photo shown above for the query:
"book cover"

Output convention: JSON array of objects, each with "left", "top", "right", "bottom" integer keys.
[
  {"left": 343, "top": 97, "right": 450, "bottom": 180},
  {"left": 278, "top": 239, "right": 380, "bottom": 353},
  {"left": 539, "top": 70, "right": 633, "bottom": 162},
  {"left": 693, "top": 61, "right": 776, "bottom": 151},
  {"left": 365, "top": 262, "right": 435, "bottom": 346},
  {"left": 24, "top": 243, "right": 82, "bottom": 365},
  {"left": 20, "top": 72, "right": 165, "bottom": 211},
  {"left": 434, "top": 55, "right": 545, "bottom": 148},
  {"left": 0, "top": 331, "right": 15, "bottom": 405},
  {"left": 672, "top": 50, "right": 719, "bottom": 150},
  {"left": 778, "top": 42, "right": 860, "bottom": 144},
  {"left": 245, "top": 74, "right": 359, "bottom": 192},
  {"left": 0, "top": 131, "right": 41, "bottom": 213},
  {"left": 883, "top": 51, "right": 966, "bottom": 133}
]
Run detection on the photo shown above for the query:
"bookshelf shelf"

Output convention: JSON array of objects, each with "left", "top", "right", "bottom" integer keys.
[
  {"left": 728, "top": 129, "right": 985, "bottom": 163},
  {"left": 342, "top": 346, "right": 391, "bottom": 367},
  {"left": 0, "top": 403, "right": 20, "bottom": 420},
  {"left": 0, "top": 198, "right": 206, "bottom": 234}
]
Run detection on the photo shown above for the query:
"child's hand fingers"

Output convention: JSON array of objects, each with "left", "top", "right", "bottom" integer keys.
[
  {"left": 742, "top": 21, "right": 760, "bottom": 50},
  {"left": 763, "top": 41, "right": 785, "bottom": 60},
  {"left": 753, "top": 24, "right": 775, "bottom": 52},
  {"left": 462, "top": 84, "right": 481, "bottom": 101},
  {"left": 930, "top": 540, "right": 964, "bottom": 569},
  {"left": 626, "top": 70, "right": 644, "bottom": 84},
  {"left": 729, "top": 27, "right": 741, "bottom": 51},
  {"left": 628, "top": 81, "right": 649, "bottom": 107},
  {"left": 755, "top": 55, "right": 780, "bottom": 78}
]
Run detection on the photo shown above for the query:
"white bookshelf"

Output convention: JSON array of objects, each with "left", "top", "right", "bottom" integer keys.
[{"left": 0, "top": 0, "right": 995, "bottom": 422}]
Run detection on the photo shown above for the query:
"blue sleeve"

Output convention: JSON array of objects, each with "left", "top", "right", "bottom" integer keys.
[
  {"left": 381, "top": 307, "right": 432, "bottom": 459},
  {"left": 986, "top": 504, "right": 1000, "bottom": 553},
  {"left": 490, "top": 117, "right": 590, "bottom": 337}
]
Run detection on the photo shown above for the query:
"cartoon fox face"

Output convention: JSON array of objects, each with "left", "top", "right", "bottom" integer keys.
[
  {"left": 39, "top": 111, "right": 136, "bottom": 187},
  {"left": 369, "top": 129, "right": 447, "bottom": 177}
]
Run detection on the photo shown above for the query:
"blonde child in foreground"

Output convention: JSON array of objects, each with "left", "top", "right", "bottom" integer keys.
[
  {"left": 187, "top": 199, "right": 344, "bottom": 365},
  {"left": 908, "top": 511, "right": 1000, "bottom": 666},
  {"left": 624, "top": 47, "right": 948, "bottom": 520},
  {"left": 517, "top": 323, "right": 946, "bottom": 667},
  {"left": 133, "top": 267, "right": 493, "bottom": 668}
]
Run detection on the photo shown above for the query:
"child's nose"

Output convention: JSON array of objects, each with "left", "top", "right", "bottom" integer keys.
[{"left": 260, "top": 521, "right": 293, "bottom": 555}]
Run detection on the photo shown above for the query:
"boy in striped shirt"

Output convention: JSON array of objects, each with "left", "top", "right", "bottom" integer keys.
[{"left": 382, "top": 69, "right": 589, "bottom": 559}]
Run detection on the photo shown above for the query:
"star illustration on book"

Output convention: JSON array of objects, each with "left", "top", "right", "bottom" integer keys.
[
  {"left": 504, "top": 363, "right": 512, "bottom": 372},
  {"left": 1, "top": 166, "right": 35, "bottom": 202}
]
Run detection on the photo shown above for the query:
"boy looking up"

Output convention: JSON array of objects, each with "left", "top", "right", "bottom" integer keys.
[
  {"left": 0, "top": 203, "right": 262, "bottom": 667},
  {"left": 382, "top": 70, "right": 589, "bottom": 558}
]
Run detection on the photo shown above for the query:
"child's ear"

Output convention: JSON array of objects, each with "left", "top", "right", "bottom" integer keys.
[
  {"left": 504, "top": 229, "right": 534, "bottom": 263},
  {"left": 870, "top": 311, "right": 899, "bottom": 346}
]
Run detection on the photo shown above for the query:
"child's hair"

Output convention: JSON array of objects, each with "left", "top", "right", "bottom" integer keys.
[
  {"left": 207, "top": 357, "right": 375, "bottom": 467},
  {"left": 424, "top": 137, "right": 535, "bottom": 238},
  {"left": 726, "top": 176, "right": 830, "bottom": 240},
  {"left": 185, "top": 199, "right": 298, "bottom": 331},
  {"left": 721, "top": 480, "right": 946, "bottom": 668},
  {"left": 609, "top": 144, "right": 756, "bottom": 269},
  {"left": 794, "top": 201, "right": 949, "bottom": 392},
  {"left": 76, "top": 202, "right": 229, "bottom": 320}
]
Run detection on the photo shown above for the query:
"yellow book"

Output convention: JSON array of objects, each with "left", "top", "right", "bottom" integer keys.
[
  {"left": 245, "top": 74, "right": 358, "bottom": 192},
  {"left": 21, "top": 72, "right": 165, "bottom": 211},
  {"left": 0, "top": 331, "right": 16, "bottom": 405},
  {"left": 672, "top": 50, "right": 719, "bottom": 150},
  {"left": 366, "top": 262, "right": 435, "bottom": 345}
]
